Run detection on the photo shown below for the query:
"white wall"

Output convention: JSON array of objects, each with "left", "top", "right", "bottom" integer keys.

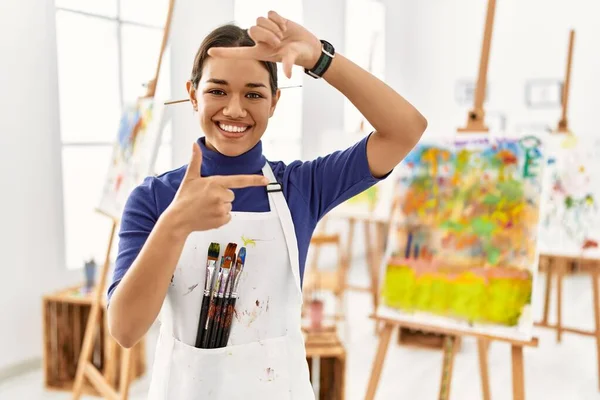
[
  {"left": 300, "top": 0, "right": 347, "bottom": 161},
  {"left": 0, "top": 0, "right": 81, "bottom": 372},
  {"left": 383, "top": 0, "right": 600, "bottom": 138},
  {"left": 169, "top": 0, "right": 235, "bottom": 167}
]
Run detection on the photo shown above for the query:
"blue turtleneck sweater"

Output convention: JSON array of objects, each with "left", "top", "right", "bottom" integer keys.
[{"left": 107, "top": 134, "right": 387, "bottom": 301}]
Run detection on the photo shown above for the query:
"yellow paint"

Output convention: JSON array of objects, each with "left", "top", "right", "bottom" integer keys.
[{"left": 241, "top": 235, "right": 256, "bottom": 247}]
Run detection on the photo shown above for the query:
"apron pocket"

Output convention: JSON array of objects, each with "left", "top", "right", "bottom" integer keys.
[{"left": 166, "top": 334, "right": 293, "bottom": 400}]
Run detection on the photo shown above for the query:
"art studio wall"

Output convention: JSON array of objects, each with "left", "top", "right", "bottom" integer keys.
[
  {"left": 0, "top": 0, "right": 81, "bottom": 373},
  {"left": 384, "top": 0, "right": 600, "bottom": 137}
]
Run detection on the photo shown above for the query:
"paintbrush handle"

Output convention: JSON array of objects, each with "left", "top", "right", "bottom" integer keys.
[
  {"left": 202, "top": 294, "right": 219, "bottom": 348},
  {"left": 216, "top": 296, "right": 231, "bottom": 347},
  {"left": 221, "top": 297, "right": 238, "bottom": 347},
  {"left": 208, "top": 296, "right": 224, "bottom": 348},
  {"left": 195, "top": 294, "right": 211, "bottom": 348}
]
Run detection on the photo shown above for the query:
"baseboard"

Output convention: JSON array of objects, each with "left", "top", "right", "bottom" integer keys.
[{"left": 0, "top": 358, "right": 42, "bottom": 383}]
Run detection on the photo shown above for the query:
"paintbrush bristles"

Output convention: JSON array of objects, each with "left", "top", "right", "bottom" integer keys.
[{"left": 208, "top": 242, "right": 220, "bottom": 259}]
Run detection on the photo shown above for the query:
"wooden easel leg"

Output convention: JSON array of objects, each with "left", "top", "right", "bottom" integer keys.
[
  {"left": 72, "top": 301, "right": 101, "bottom": 399},
  {"left": 556, "top": 259, "right": 565, "bottom": 342},
  {"left": 591, "top": 269, "right": 600, "bottom": 391},
  {"left": 477, "top": 339, "right": 491, "bottom": 400},
  {"left": 438, "top": 335, "right": 459, "bottom": 400},
  {"left": 118, "top": 348, "right": 133, "bottom": 400},
  {"left": 344, "top": 218, "right": 356, "bottom": 285},
  {"left": 72, "top": 221, "right": 118, "bottom": 399},
  {"left": 511, "top": 345, "right": 525, "bottom": 400},
  {"left": 365, "top": 323, "right": 394, "bottom": 400},
  {"left": 542, "top": 258, "right": 553, "bottom": 325},
  {"left": 363, "top": 220, "right": 379, "bottom": 334},
  {"left": 372, "top": 222, "right": 386, "bottom": 333}
]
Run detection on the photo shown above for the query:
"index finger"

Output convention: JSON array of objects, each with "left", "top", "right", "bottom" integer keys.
[
  {"left": 207, "top": 46, "right": 260, "bottom": 60},
  {"left": 267, "top": 10, "right": 287, "bottom": 32},
  {"left": 212, "top": 174, "right": 270, "bottom": 189}
]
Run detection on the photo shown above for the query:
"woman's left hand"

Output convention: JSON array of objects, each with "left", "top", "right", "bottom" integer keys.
[{"left": 207, "top": 11, "right": 322, "bottom": 79}]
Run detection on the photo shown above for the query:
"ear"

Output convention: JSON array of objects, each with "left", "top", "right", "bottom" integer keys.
[
  {"left": 269, "top": 89, "right": 281, "bottom": 118},
  {"left": 186, "top": 81, "right": 198, "bottom": 111}
]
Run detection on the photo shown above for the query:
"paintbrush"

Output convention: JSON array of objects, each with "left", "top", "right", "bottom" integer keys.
[
  {"left": 216, "top": 247, "right": 245, "bottom": 346},
  {"left": 194, "top": 242, "right": 220, "bottom": 348},
  {"left": 208, "top": 245, "right": 237, "bottom": 348},
  {"left": 220, "top": 247, "right": 246, "bottom": 347},
  {"left": 205, "top": 243, "right": 237, "bottom": 348},
  {"left": 213, "top": 251, "right": 238, "bottom": 348},
  {"left": 201, "top": 247, "right": 228, "bottom": 348}
]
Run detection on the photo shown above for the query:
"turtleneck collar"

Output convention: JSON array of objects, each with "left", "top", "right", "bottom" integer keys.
[{"left": 196, "top": 136, "right": 266, "bottom": 176}]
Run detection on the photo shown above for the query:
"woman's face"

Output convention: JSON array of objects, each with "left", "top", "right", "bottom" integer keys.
[{"left": 187, "top": 56, "right": 280, "bottom": 157}]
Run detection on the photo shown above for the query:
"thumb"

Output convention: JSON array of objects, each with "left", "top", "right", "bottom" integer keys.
[{"left": 183, "top": 142, "right": 202, "bottom": 181}]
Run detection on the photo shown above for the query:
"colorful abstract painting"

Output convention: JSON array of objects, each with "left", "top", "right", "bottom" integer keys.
[
  {"left": 98, "top": 97, "right": 165, "bottom": 220},
  {"left": 377, "top": 134, "right": 545, "bottom": 340},
  {"left": 538, "top": 135, "right": 600, "bottom": 258}
]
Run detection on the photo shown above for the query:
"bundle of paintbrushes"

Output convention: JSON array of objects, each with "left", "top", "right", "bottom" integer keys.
[{"left": 195, "top": 242, "right": 247, "bottom": 349}]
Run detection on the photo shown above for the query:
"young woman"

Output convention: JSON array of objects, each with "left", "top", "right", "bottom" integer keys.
[{"left": 107, "top": 10, "right": 427, "bottom": 399}]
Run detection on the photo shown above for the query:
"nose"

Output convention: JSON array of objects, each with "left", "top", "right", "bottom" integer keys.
[{"left": 222, "top": 95, "right": 247, "bottom": 119}]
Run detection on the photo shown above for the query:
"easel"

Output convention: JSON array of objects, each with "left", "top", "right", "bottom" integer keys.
[
  {"left": 310, "top": 211, "right": 390, "bottom": 336},
  {"left": 70, "top": 2, "right": 175, "bottom": 399},
  {"left": 365, "top": 0, "right": 539, "bottom": 398},
  {"left": 534, "top": 30, "right": 600, "bottom": 391}
]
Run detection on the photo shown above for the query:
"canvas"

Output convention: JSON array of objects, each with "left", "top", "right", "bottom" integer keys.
[
  {"left": 97, "top": 97, "right": 166, "bottom": 220},
  {"left": 331, "top": 176, "right": 397, "bottom": 222},
  {"left": 377, "top": 133, "right": 545, "bottom": 340},
  {"left": 538, "top": 134, "right": 600, "bottom": 258}
]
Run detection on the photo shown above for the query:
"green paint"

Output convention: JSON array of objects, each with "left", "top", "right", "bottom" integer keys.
[
  {"left": 482, "top": 193, "right": 501, "bottom": 205},
  {"left": 440, "top": 221, "right": 465, "bottom": 232},
  {"left": 523, "top": 147, "right": 541, "bottom": 178},
  {"left": 565, "top": 196, "right": 574, "bottom": 209},
  {"left": 471, "top": 217, "right": 496, "bottom": 237}
]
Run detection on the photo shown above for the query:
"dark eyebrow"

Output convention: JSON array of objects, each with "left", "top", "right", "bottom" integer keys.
[{"left": 206, "top": 78, "right": 267, "bottom": 89}]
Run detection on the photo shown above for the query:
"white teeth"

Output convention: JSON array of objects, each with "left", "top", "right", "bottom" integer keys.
[{"left": 218, "top": 123, "right": 249, "bottom": 133}]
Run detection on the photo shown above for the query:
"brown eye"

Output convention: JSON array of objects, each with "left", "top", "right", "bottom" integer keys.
[
  {"left": 207, "top": 89, "right": 225, "bottom": 96},
  {"left": 246, "top": 92, "right": 263, "bottom": 99}
]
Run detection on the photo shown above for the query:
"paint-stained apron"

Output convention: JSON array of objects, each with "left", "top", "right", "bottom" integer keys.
[{"left": 147, "top": 163, "right": 315, "bottom": 400}]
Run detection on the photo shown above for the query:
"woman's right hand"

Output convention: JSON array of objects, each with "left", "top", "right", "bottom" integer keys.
[{"left": 167, "top": 142, "right": 270, "bottom": 234}]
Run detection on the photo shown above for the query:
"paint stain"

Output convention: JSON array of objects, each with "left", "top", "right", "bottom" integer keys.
[
  {"left": 266, "top": 297, "right": 270, "bottom": 312},
  {"left": 234, "top": 309, "right": 240, "bottom": 321},
  {"left": 241, "top": 307, "right": 262, "bottom": 326},
  {"left": 255, "top": 299, "right": 260, "bottom": 307},
  {"left": 183, "top": 283, "right": 198, "bottom": 295},
  {"left": 266, "top": 367, "right": 275, "bottom": 381}
]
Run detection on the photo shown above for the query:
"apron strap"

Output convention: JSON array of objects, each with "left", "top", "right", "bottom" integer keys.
[{"left": 261, "top": 163, "right": 303, "bottom": 301}]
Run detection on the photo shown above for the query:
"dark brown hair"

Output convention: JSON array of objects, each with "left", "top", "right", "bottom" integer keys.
[{"left": 190, "top": 24, "right": 278, "bottom": 95}]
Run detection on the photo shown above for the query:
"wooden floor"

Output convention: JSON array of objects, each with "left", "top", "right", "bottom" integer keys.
[{"left": 1, "top": 262, "right": 599, "bottom": 399}]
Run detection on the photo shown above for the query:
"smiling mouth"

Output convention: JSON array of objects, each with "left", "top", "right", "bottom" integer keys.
[{"left": 215, "top": 121, "right": 252, "bottom": 138}]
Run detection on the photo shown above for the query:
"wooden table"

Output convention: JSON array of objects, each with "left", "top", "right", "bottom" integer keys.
[
  {"left": 305, "top": 328, "right": 346, "bottom": 400},
  {"left": 42, "top": 285, "right": 146, "bottom": 395}
]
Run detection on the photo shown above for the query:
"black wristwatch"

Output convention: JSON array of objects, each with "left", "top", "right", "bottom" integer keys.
[{"left": 304, "top": 40, "right": 335, "bottom": 79}]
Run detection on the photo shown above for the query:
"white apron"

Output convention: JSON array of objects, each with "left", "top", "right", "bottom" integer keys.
[{"left": 147, "top": 163, "right": 315, "bottom": 400}]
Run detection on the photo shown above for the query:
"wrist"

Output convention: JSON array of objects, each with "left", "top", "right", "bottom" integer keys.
[
  {"left": 304, "top": 39, "right": 335, "bottom": 79},
  {"left": 159, "top": 204, "right": 191, "bottom": 241}
]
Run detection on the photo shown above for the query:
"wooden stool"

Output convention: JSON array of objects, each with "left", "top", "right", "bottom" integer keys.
[
  {"left": 42, "top": 285, "right": 146, "bottom": 396},
  {"left": 305, "top": 327, "right": 346, "bottom": 400}
]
